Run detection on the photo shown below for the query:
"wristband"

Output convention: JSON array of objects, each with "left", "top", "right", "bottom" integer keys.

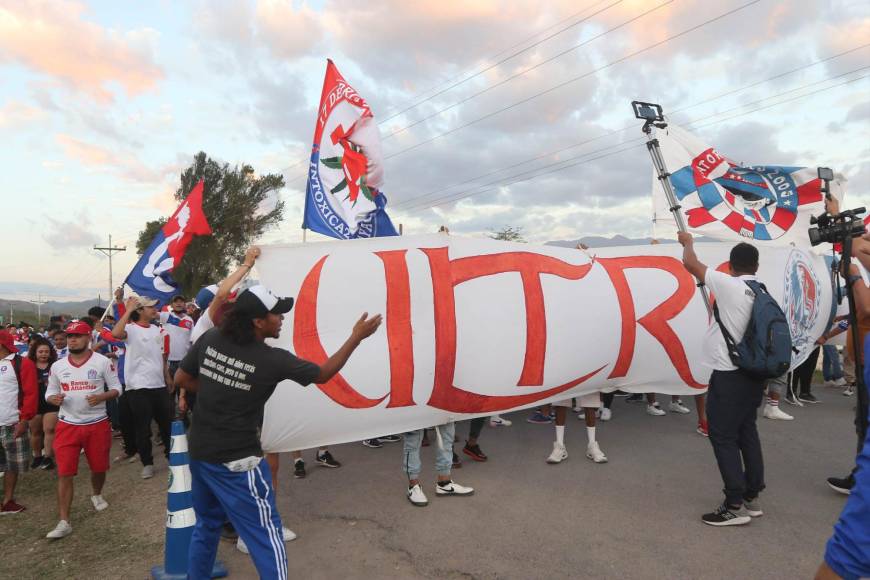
[{"left": 241, "top": 263, "right": 253, "bottom": 269}]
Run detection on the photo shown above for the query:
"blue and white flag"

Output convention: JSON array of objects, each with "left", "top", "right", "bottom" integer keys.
[
  {"left": 125, "top": 181, "right": 212, "bottom": 304},
  {"left": 302, "top": 60, "right": 398, "bottom": 239}
]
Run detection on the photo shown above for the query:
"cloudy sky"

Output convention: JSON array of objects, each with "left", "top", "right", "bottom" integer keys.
[{"left": 1, "top": 0, "right": 868, "bottom": 301}]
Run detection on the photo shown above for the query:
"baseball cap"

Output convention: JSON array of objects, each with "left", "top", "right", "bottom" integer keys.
[
  {"left": 0, "top": 330, "right": 16, "bottom": 354},
  {"left": 194, "top": 284, "right": 219, "bottom": 310},
  {"left": 232, "top": 285, "right": 294, "bottom": 318},
  {"left": 65, "top": 320, "right": 93, "bottom": 336},
  {"left": 128, "top": 293, "right": 159, "bottom": 308}
]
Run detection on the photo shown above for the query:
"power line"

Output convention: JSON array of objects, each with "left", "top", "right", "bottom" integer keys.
[
  {"left": 281, "top": 0, "right": 751, "bottom": 184},
  {"left": 382, "top": 0, "right": 674, "bottom": 141},
  {"left": 399, "top": 71, "right": 869, "bottom": 214},
  {"left": 381, "top": 0, "right": 762, "bottom": 162},
  {"left": 392, "top": 47, "right": 870, "bottom": 212},
  {"left": 379, "top": 0, "right": 626, "bottom": 125}
]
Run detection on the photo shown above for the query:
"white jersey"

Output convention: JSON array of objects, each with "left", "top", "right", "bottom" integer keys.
[
  {"left": 160, "top": 311, "right": 194, "bottom": 362},
  {"left": 47, "top": 352, "right": 122, "bottom": 425},
  {"left": 0, "top": 353, "right": 20, "bottom": 426},
  {"left": 703, "top": 270, "right": 757, "bottom": 372},
  {"left": 190, "top": 309, "right": 215, "bottom": 345},
  {"left": 124, "top": 322, "right": 168, "bottom": 390}
]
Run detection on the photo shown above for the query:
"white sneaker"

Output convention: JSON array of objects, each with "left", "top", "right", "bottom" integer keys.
[
  {"left": 282, "top": 526, "right": 297, "bottom": 542},
  {"left": 46, "top": 520, "right": 72, "bottom": 539},
  {"left": 236, "top": 537, "right": 249, "bottom": 554},
  {"left": 141, "top": 465, "right": 154, "bottom": 479},
  {"left": 823, "top": 380, "right": 837, "bottom": 388},
  {"left": 598, "top": 407, "right": 612, "bottom": 421},
  {"left": 834, "top": 377, "right": 847, "bottom": 387},
  {"left": 489, "top": 415, "right": 512, "bottom": 427},
  {"left": 546, "top": 442, "right": 568, "bottom": 464},
  {"left": 586, "top": 441, "right": 608, "bottom": 463},
  {"left": 763, "top": 404, "right": 794, "bottom": 421},
  {"left": 434, "top": 481, "right": 474, "bottom": 496},
  {"left": 667, "top": 400, "right": 691, "bottom": 414},
  {"left": 646, "top": 403, "right": 666, "bottom": 416},
  {"left": 407, "top": 483, "right": 428, "bottom": 506},
  {"left": 91, "top": 495, "right": 109, "bottom": 511},
  {"left": 844, "top": 385, "right": 855, "bottom": 397}
]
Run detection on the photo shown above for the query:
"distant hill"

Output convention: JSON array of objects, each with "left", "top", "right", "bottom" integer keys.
[
  {"left": 546, "top": 235, "right": 678, "bottom": 248},
  {"left": 0, "top": 297, "right": 108, "bottom": 326}
]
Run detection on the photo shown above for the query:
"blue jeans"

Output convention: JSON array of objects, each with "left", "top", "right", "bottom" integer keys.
[
  {"left": 403, "top": 423, "right": 455, "bottom": 479},
  {"left": 188, "top": 458, "right": 286, "bottom": 580},
  {"left": 823, "top": 344, "right": 844, "bottom": 381}
]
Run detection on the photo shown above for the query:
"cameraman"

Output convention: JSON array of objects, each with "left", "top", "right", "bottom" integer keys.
[
  {"left": 824, "top": 198, "right": 870, "bottom": 495},
  {"left": 815, "top": 202, "right": 870, "bottom": 580}
]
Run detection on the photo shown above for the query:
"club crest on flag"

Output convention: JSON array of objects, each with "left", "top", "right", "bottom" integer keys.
[
  {"left": 302, "top": 60, "right": 398, "bottom": 239},
  {"left": 782, "top": 249, "right": 822, "bottom": 357},
  {"left": 652, "top": 123, "right": 846, "bottom": 247}
]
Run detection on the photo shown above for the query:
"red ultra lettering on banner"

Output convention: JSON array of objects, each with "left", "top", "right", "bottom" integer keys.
[
  {"left": 294, "top": 256, "right": 388, "bottom": 408},
  {"left": 598, "top": 256, "right": 706, "bottom": 389},
  {"left": 422, "top": 247, "right": 604, "bottom": 413},
  {"left": 374, "top": 250, "right": 415, "bottom": 408}
]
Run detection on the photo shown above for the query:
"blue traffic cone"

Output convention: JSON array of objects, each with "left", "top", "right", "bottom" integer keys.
[{"left": 151, "top": 420, "right": 228, "bottom": 579}]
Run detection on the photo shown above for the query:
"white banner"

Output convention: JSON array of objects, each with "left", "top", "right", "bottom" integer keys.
[{"left": 257, "top": 235, "right": 833, "bottom": 452}]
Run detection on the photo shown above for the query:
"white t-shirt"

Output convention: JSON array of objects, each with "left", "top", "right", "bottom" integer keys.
[
  {"left": 160, "top": 311, "right": 194, "bottom": 362},
  {"left": 47, "top": 352, "right": 122, "bottom": 425},
  {"left": 0, "top": 353, "right": 20, "bottom": 426},
  {"left": 124, "top": 322, "right": 168, "bottom": 390},
  {"left": 703, "top": 270, "right": 758, "bottom": 372},
  {"left": 190, "top": 309, "right": 214, "bottom": 346}
]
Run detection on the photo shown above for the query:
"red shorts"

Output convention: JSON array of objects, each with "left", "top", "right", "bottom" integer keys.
[{"left": 54, "top": 419, "right": 111, "bottom": 477}]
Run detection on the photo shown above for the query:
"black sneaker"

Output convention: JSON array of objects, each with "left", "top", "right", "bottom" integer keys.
[
  {"left": 798, "top": 393, "right": 820, "bottom": 404},
  {"left": 827, "top": 475, "right": 854, "bottom": 495},
  {"left": 39, "top": 457, "right": 55, "bottom": 471},
  {"left": 379, "top": 434, "right": 401, "bottom": 443},
  {"left": 462, "top": 443, "right": 488, "bottom": 462},
  {"left": 362, "top": 438, "right": 383, "bottom": 448},
  {"left": 784, "top": 392, "right": 798, "bottom": 406},
  {"left": 293, "top": 459, "right": 306, "bottom": 479},
  {"left": 452, "top": 452, "right": 462, "bottom": 468},
  {"left": 316, "top": 450, "right": 341, "bottom": 468},
  {"left": 625, "top": 393, "right": 644, "bottom": 404},
  {"left": 30, "top": 456, "right": 44, "bottom": 469},
  {"left": 701, "top": 503, "right": 751, "bottom": 526}
]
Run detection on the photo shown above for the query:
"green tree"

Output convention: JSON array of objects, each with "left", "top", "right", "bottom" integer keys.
[
  {"left": 489, "top": 225, "right": 526, "bottom": 243},
  {"left": 136, "top": 152, "right": 285, "bottom": 296}
]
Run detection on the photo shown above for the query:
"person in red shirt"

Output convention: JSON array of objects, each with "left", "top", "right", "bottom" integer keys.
[{"left": 0, "top": 329, "right": 38, "bottom": 514}]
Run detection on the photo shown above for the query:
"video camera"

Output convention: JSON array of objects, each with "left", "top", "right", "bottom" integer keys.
[{"left": 808, "top": 207, "right": 866, "bottom": 246}]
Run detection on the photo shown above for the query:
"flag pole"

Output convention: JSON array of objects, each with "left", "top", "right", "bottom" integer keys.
[{"left": 632, "top": 101, "right": 711, "bottom": 315}]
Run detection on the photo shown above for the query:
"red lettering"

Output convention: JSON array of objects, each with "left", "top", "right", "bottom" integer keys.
[
  {"left": 293, "top": 256, "right": 388, "bottom": 409},
  {"left": 422, "top": 247, "right": 604, "bottom": 413},
  {"left": 374, "top": 250, "right": 415, "bottom": 408},
  {"left": 598, "top": 256, "right": 705, "bottom": 389}
]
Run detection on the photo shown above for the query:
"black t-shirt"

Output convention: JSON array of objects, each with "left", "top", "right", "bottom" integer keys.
[{"left": 180, "top": 327, "right": 320, "bottom": 463}]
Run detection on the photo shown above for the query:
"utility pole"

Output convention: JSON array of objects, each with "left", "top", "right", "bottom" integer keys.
[
  {"left": 94, "top": 235, "right": 126, "bottom": 302},
  {"left": 24, "top": 293, "right": 48, "bottom": 325}
]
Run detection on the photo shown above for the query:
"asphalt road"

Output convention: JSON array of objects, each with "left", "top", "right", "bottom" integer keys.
[{"left": 216, "top": 385, "right": 859, "bottom": 579}]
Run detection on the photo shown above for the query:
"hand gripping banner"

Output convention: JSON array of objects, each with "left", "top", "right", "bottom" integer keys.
[
  {"left": 256, "top": 235, "right": 832, "bottom": 452},
  {"left": 302, "top": 59, "right": 398, "bottom": 239}
]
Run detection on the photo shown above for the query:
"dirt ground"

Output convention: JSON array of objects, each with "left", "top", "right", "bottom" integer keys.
[{"left": 0, "top": 379, "right": 860, "bottom": 579}]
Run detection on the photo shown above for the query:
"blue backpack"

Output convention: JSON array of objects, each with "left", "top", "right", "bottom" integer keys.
[{"left": 712, "top": 280, "right": 793, "bottom": 379}]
